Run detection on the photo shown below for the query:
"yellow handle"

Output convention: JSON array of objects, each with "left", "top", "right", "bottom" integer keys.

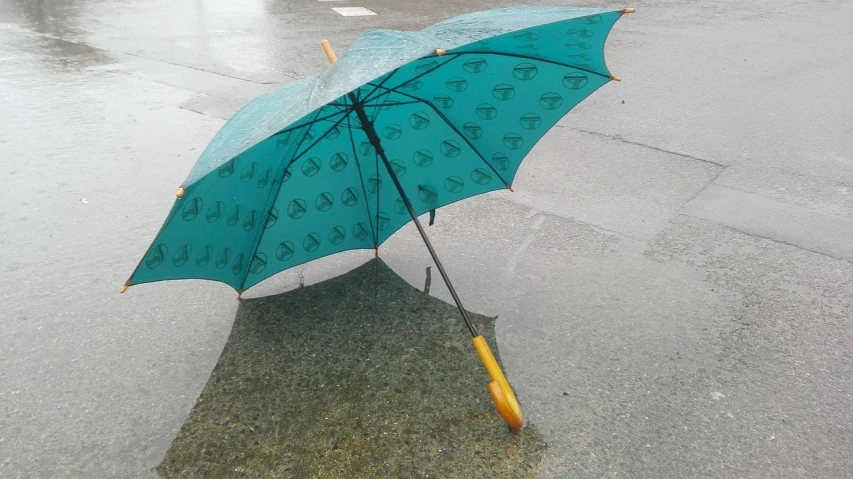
[
  {"left": 321, "top": 40, "right": 337, "bottom": 64},
  {"left": 472, "top": 335, "right": 523, "bottom": 429}
]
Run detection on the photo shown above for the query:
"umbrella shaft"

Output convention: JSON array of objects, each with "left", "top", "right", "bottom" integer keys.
[{"left": 350, "top": 96, "right": 479, "bottom": 338}]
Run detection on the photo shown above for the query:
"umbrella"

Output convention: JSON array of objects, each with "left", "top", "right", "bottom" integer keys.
[{"left": 122, "top": 6, "right": 634, "bottom": 429}]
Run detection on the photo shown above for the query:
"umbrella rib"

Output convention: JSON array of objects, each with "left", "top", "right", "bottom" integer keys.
[
  {"left": 421, "top": 102, "right": 512, "bottom": 187},
  {"left": 344, "top": 104, "right": 379, "bottom": 248},
  {"left": 456, "top": 50, "right": 612, "bottom": 81},
  {"left": 362, "top": 100, "right": 427, "bottom": 126},
  {"left": 237, "top": 109, "right": 353, "bottom": 291},
  {"left": 361, "top": 54, "right": 462, "bottom": 105},
  {"left": 269, "top": 109, "right": 349, "bottom": 142},
  {"left": 285, "top": 113, "right": 354, "bottom": 166},
  {"left": 361, "top": 100, "right": 428, "bottom": 109},
  {"left": 360, "top": 67, "right": 400, "bottom": 104},
  {"left": 364, "top": 84, "right": 511, "bottom": 187}
]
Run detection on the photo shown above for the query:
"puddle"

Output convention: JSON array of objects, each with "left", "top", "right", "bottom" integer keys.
[{"left": 157, "top": 259, "right": 546, "bottom": 477}]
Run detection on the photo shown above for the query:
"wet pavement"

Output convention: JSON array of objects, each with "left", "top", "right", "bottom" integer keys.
[{"left": 1, "top": 0, "right": 852, "bottom": 477}]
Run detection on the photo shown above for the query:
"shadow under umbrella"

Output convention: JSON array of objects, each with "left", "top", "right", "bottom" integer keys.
[{"left": 157, "top": 259, "right": 546, "bottom": 477}]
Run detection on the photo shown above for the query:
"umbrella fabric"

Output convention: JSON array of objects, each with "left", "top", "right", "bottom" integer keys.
[{"left": 126, "top": 7, "right": 627, "bottom": 293}]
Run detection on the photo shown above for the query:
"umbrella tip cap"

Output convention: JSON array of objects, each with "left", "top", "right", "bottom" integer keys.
[
  {"left": 435, "top": 48, "right": 446, "bottom": 56},
  {"left": 610, "top": 76, "right": 623, "bottom": 82},
  {"left": 176, "top": 187, "right": 186, "bottom": 199},
  {"left": 623, "top": 8, "right": 636, "bottom": 13},
  {"left": 120, "top": 282, "right": 130, "bottom": 294}
]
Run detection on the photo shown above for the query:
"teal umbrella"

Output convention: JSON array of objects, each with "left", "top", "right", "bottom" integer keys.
[{"left": 123, "top": 6, "right": 634, "bottom": 428}]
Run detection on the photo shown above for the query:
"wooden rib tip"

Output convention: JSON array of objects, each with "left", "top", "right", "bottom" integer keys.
[
  {"left": 435, "top": 48, "right": 446, "bottom": 56},
  {"left": 176, "top": 187, "right": 185, "bottom": 199},
  {"left": 506, "top": 185, "right": 515, "bottom": 192},
  {"left": 610, "top": 76, "right": 623, "bottom": 82},
  {"left": 236, "top": 291, "right": 243, "bottom": 300},
  {"left": 374, "top": 247, "right": 379, "bottom": 258},
  {"left": 120, "top": 282, "right": 129, "bottom": 294},
  {"left": 623, "top": 8, "right": 636, "bottom": 14}
]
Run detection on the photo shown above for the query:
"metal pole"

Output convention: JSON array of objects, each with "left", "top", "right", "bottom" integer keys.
[{"left": 350, "top": 95, "right": 479, "bottom": 338}]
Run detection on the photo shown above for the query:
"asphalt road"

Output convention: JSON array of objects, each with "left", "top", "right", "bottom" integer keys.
[{"left": 1, "top": 0, "right": 851, "bottom": 477}]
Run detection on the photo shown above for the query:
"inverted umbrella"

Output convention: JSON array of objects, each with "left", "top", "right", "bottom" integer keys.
[{"left": 123, "top": 6, "right": 634, "bottom": 429}]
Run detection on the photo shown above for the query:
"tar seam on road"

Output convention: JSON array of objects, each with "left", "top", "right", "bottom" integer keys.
[
  {"left": 675, "top": 213, "right": 853, "bottom": 265},
  {"left": 121, "top": 51, "right": 291, "bottom": 83},
  {"left": 679, "top": 163, "right": 730, "bottom": 211},
  {"left": 568, "top": 127, "right": 729, "bottom": 168}
]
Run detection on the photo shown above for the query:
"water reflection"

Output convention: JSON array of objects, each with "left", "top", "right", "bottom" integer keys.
[
  {"left": 1, "top": 0, "right": 85, "bottom": 38},
  {"left": 0, "top": 0, "right": 112, "bottom": 71},
  {"left": 157, "top": 259, "right": 545, "bottom": 477},
  {"left": 0, "top": 0, "right": 295, "bottom": 82}
]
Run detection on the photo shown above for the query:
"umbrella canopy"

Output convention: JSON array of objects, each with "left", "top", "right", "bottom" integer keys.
[
  {"left": 124, "top": 6, "right": 630, "bottom": 294},
  {"left": 123, "top": 6, "right": 633, "bottom": 429}
]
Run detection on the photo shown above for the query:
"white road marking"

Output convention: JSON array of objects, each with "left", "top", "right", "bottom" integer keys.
[{"left": 332, "top": 7, "right": 376, "bottom": 16}]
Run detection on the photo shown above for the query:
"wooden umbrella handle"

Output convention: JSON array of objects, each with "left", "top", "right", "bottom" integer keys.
[
  {"left": 473, "top": 335, "right": 524, "bottom": 429},
  {"left": 321, "top": 40, "right": 337, "bottom": 64}
]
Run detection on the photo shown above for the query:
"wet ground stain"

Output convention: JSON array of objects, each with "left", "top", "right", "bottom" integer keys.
[{"left": 157, "top": 259, "right": 546, "bottom": 478}]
